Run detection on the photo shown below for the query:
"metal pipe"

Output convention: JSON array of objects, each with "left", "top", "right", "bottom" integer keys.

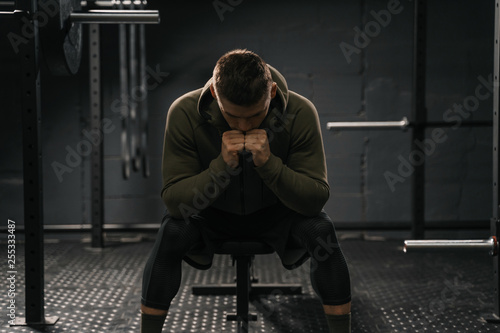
[
  {"left": 404, "top": 237, "right": 498, "bottom": 255},
  {"left": 0, "top": 9, "right": 22, "bottom": 17},
  {"left": 81, "top": 0, "right": 147, "bottom": 7},
  {"left": 89, "top": 23, "right": 104, "bottom": 248},
  {"left": 139, "top": 0, "right": 150, "bottom": 177},
  {"left": 326, "top": 117, "right": 409, "bottom": 130},
  {"left": 81, "top": 1, "right": 114, "bottom": 7},
  {"left": 70, "top": 10, "right": 159, "bottom": 24},
  {"left": 0, "top": 220, "right": 492, "bottom": 232}
]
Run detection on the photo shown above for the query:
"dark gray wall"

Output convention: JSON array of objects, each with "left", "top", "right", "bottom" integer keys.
[{"left": 0, "top": 0, "right": 494, "bottom": 228}]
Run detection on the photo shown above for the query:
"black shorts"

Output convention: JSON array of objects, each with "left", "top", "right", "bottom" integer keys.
[{"left": 178, "top": 202, "right": 314, "bottom": 270}]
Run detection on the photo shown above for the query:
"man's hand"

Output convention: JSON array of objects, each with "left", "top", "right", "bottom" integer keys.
[
  {"left": 222, "top": 130, "right": 245, "bottom": 168},
  {"left": 244, "top": 129, "right": 270, "bottom": 167}
]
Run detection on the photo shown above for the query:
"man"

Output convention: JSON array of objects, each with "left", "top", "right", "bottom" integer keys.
[{"left": 141, "top": 49, "right": 352, "bottom": 332}]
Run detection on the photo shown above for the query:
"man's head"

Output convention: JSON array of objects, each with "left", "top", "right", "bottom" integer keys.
[{"left": 210, "top": 49, "right": 277, "bottom": 132}]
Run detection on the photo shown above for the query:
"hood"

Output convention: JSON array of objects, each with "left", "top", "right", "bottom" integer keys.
[{"left": 196, "top": 65, "right": 290, "bottom": 132}]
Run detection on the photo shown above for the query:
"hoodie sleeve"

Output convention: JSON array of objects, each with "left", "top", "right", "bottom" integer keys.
[
  {"left": 161, "top": 95, "right": 229, "bottom": 219},
  {"left": 254, "top": 94, "right": 330, "bottom": 216}
]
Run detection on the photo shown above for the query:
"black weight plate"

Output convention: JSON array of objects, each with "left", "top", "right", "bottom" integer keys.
[{"left": 40, "top": 0, "right": 82, "bottom": 75}]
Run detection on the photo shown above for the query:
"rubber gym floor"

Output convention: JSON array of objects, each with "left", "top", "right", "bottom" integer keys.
[{"left": 0, "top": 231, "right": 497, "bottom": 332}]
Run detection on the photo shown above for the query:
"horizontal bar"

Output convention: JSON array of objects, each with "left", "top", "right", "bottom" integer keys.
[
  {"left": 424, "top": 121, "right": 493, "bottom": 128},
  {"left": 81, "top": 0, "right": 114, "bottom": 7},
  {"left": 70, "top": 9, "right": 159, "bottom": 24},
  {"left": 0, "top": 1, "right": 14, "bottom": 6},
  {"left": 192, "top": 284, "right": 302, "bottom": 296},
  {"left": 44, "top": 223, "right": 160, "bottom": 230},
  {"left": 326, "top": 117, "right": 409, "bottom": 130},
  {"left": 0, "top": 9, "right": 22, "bottom": 17},
  {"left": 81, "top": 0, "right": 146, "bottom": 7},
  {"left": 404, "top": 237, "right": 497, "bottom": 255},
  {"left": 0, "top": 220, "right": 491, "bottom": 233}
]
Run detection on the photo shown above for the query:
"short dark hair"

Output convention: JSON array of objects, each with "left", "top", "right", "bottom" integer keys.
[{"left": 213, "top": 49, "right": 273, "bottom": 106}]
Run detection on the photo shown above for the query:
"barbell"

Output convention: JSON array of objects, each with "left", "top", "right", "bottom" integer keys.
[
  {"left": 404, "top": 236, "right": 498, "bottom": 256},
  {"left": 33, "top": 0, "right": 160, "bottom": 75},
  {"left": 326, "top": 117, "right": 410, "bottom": 130}
]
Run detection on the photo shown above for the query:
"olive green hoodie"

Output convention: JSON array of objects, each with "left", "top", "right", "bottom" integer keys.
[{"left": 161, "top": 66, "right": 329, "bottom": 218}]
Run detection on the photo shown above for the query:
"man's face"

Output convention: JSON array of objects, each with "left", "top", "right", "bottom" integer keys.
[{"left": 211, "top": 83, "right": 277, "bottom": 132}]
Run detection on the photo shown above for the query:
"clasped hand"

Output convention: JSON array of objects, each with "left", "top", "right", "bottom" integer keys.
[{"left": 222, "top": 129, "right": 270, "bottom": 168}]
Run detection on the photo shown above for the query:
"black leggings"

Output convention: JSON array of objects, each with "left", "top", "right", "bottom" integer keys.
[
  {"left": 141, "top": 208, "right": 351, "bottom": 310},
  {"left": 290, "top": 211, "right": 351, "bottom": 305}
]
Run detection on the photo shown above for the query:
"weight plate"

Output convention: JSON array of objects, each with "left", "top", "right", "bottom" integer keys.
[{"left": 40, "top": 0, "right": 82, "bottom": 75}]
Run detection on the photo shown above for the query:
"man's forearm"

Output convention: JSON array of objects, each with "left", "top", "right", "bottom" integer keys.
[
  {"left": 162, "top": 155, "right": 235, "bottom": 219},
  {"left": 255, "top": 154, "right": 329, "bottom": 216}
]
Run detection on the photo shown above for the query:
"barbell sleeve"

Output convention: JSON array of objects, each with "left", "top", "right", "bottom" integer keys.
[
  {"left": 326, "top": 117, "right": 410, "bottom": 130},
  {"left": 81, "top": 0, "right": 143, "bottom": 7},
  {"left": 70, "top": 10, "right": 160, "bottom": 24},
  {"left": 0, "top": 9, "right": 22, "bottom": 17},
  {"left": 80, "top": 1, "right": 115, "bottom": 7},
  {"left": 403, "top": 237, "right": 498, "bottom": 256}
]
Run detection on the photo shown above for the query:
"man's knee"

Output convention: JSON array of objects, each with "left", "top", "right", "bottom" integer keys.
[
  {"left": 160, "top": 217, "right": 189, "bottom": 236},
  {"left": 295, "top": 213, "right": 336, "bottom": 241},
  {"left": 292, "top": 213, "right": 341, "bottom": 260},
  {"left": 157, "top": 216, "right": 200, "bottom": 253}
]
